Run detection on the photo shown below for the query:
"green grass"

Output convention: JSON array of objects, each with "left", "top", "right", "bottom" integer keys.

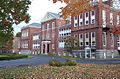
[
  {"left": 0, "top": 64, "right": 120, "bottom": 78},
  {"left": 0, "top": 53, "right": 28, "bottom": 60},
  {"left": 28, "top": 56, "right": 34, "bottom": 58}
]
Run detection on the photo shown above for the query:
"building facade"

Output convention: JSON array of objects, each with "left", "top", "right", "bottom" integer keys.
[
  {"left": 72, "top": 0, "right": 120, "bottom": 58},
  {"left": 20, "top": 23, "right": 41, "bottom": 54},
  {"left": 13, "top": 37, "right": 21, "bottom": 53}
]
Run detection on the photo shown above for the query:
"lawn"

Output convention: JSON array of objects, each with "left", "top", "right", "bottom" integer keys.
[
  {"left": 0, "top": 64, "right": 120, "bottom": 78},
  {"left": 0, "top": 53, "right": 29, "bottom": 60}
]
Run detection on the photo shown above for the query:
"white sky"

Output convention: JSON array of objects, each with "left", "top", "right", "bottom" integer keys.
[{"left": 13, "top": 0, "right": 66, "bottom": 35}]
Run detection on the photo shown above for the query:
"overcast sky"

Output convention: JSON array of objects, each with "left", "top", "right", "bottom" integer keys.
[{"left": 13, "top": 0, "right": 66, "bottom": 35}]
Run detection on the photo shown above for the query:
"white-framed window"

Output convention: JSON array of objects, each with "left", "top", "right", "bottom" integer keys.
[
  {"left": 58, "top": 22, "right": 61, "bottom": 26},
  {"left": 52, "top": 33, "right": 55, "bottom": 38},
  {"left": 59, "top": 40, "right": 65, "bottom": 48},
  {"left": 91, "top": 10, "right": 95, "bottom": 24},
  {"left": 110, "top": 33, "right": 114, "bottom": 47},
  {"left": 102, "top": 32, "right": 106, "bottom": 46},
  {"left": 102, "top": 10, "right": 106, "bottom": 25},
  {"left": 42, "top": 25, "right": 45, "bottom": 30},
  {"left": 52, "top": 44, "right": 54, "bottom": 49},
  {"left": 117, "top": 35, "right": 120, "bottom": 47},
  {"left": 79, "top": 33, "right": 83, "bottom": 46},
  {"left": 85, "top": 12, "right": 89, "bottom": 25},
  {"left": 18, "top": 40, "right": 20, "bottom": 48},
  {"left": 46, "top": 33, "right": 49, "bottom": 39},
  {"left": 74, "top": 16, "right": 78, "bottom": 27},
  {"left": 79, "top": 13, "right": 83, "bottom": 26},
  {"left": 110, "top": 13, "right": 113, "bottom": 25},
  {"left": 33, "top": 34, "right": 40, "bottom": 40},
  {"left": 33, "top": 43, "right": 40, "bottom": 49},
  {"left": 47, "top": 23, "right": 49, "bottom": 29},
  {"left": 117, "top": 15, "right": 119, "bottom": 25},
  {"left": 42, "top": 32, "right": 44, "bottom": 40},
  {"left": 85, "top": 33, "right": 89, "bottom": 46},
  {"left": 91, "top": 32, "right": 96, "bottom": 46},
  {"left": 22, "top": 30, "right": 29, "bottom": 37},
  {"left": 52, "top": 22, "right": 55, "bottom": 29}
]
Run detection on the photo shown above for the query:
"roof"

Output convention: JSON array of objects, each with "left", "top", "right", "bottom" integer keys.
[
  {"left": 47, "top": 12, "right": 60, "bottom": 18},
  {"left": 21, "top": 23, "right": 41, "bottom": 29},
  {"left": 41, "top": 12, "right": 60, "bottom": 23}
]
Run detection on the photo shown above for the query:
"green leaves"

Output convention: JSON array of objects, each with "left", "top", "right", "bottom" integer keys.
[{"left": 0, "top": 0, "right": 31, "bottom": 47}]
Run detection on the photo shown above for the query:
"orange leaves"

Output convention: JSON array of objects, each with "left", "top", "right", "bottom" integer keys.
[
  {"left": 109, "top": 26, "right": 120, "bottom": 35},
  {"left": 51, "top": 0, "right": 109, "bottom": 18}
]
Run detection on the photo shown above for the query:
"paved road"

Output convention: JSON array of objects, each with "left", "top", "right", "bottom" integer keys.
[{"left": 0, "top": 55, "right": 120, "bottom": 68}]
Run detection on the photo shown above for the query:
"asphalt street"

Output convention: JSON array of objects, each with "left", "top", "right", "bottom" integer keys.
[{"left": 0, "top": 55, "right": 120, "bottom": 68}]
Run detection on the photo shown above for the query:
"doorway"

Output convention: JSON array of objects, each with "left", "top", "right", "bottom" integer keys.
[{"left": 47, "top": 44, "right": 49, "bottom": 53}]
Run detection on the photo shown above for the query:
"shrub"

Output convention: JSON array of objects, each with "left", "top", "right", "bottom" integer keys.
[
  {"left": 49, "top": 59, "right": 63, "bottom": 67},
  {"left": 65, "top": 60, "right": 77, "bottom": 66},
  {"left": 48, "top": 52, "right": 58, "bottom": 56},
  {"left": 49, "top": 59, "right": 57, "bottom": 66},
  {"left": 54, "top": 61, "right": 63, "bottom": 67},
  {"left": 0, "top": 53, "right": 28, "bottom": 60},
  {"left": 49, "top": 59, "right": 77, "bottom": 67}
]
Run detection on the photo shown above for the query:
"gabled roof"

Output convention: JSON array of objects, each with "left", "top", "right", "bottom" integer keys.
[
  {"left": 41, "top": 12, "right": 60, "bottom": 23},
  {"left": 22, "top": 23, "right": 41, "bottom": 29}
]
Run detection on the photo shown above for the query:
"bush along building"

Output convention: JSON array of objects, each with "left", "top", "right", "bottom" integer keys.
[{"left": 71, "top": 0, "right": 120, "bottom": 59}]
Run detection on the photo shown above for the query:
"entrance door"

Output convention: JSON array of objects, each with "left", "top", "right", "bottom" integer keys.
[
  {"left": 47, "top": 44, "right": 49, "bottom": 53},
  {"left": 43, "top": 44, "right": 45, "bottom": 53},
  {"left": 86, "top": 50, "right": 90, "bottom": 58}
]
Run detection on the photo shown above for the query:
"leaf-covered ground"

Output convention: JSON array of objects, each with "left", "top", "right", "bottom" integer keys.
[{"left": 0, "top": 64, "right": 120, "bottom": 79}]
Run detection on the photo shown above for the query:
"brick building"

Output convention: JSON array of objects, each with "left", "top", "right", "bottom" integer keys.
[
  {"left": 13, "top": 37, "right": 21, "bottom": 53},
  {"left": 57, "top": 23, "right": 71, "bottom": 56},
  {"left": 20, "top": 23, "right": 41, "bottom": 54},
  {"left": 71, "top": 0, "right": 120, "bottom": 58}
]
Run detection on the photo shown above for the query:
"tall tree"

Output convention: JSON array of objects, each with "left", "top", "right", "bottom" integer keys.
[
  {"left": 64, "top": 36, "right": 79, "bottom": 57},
  {"left": 0, "top": 0, "right": 31, "bottom": 47},
  {"left": 16, "top": 32, "right": 21, "bottom": 37},
  {"left": 52, "top": 0, "right": 120, "bottom": 18}
]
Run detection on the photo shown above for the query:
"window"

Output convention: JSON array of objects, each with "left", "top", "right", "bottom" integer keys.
[
  {"left": 102, "top": 10, "right": 106, "bottom": 25},
  {"left": 52, "top": 33, "right": 55, "bottom": 38},
  {"left": 74, "top": 16, "right": 78, "bottom": 27},
  {"left": 85, "top": 33, "right": 89, "bottom": 46},
  {"left": 47, "top": 23, "right": 49, "bottom": 29},
  {"left": 52, "top": 22, "right": 55, "bottom": 29},
  {"left": 42, "top": 25, "right": 45, "bottom": 30},
  {"left": 91, "top": 10, "right": 95, "bottom": 24},
  {"left": 79, "top": 14, "right": 83, "bottom": 26},
  {"left": 117, "top": 15, "right": 119, "bottom": 25},
  {"left": 52, "top": 44, "right": 54, "bottom": 49},
  {"left": 18, "top": 40, "right": 20, "bottom": 48},
  {"left": 85, "top": 12, "right": 89, "bottom": 25},
  {"left": 102, "top": 32, "right": 106, "bottom": 46},
  {"left": 110, "top": 33, "right": 114, "bottom": 47},
  {"left": 79, "top": 33, "right": 83, "bottom": 46},
  {"left": 91, "top": 32, "right": 96, "bottom": 46},
  {"left": 46, "top": 33, "right": 49, "bottom": 39},
  {"left": 117, "top": 35, "right": 120, "bottom": 47},
  {"left": 110, "top": 13, "right": 113, "bottom": 25},
  {"left": 58, "top": 22, "right": 61, "bottom": 26}
]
